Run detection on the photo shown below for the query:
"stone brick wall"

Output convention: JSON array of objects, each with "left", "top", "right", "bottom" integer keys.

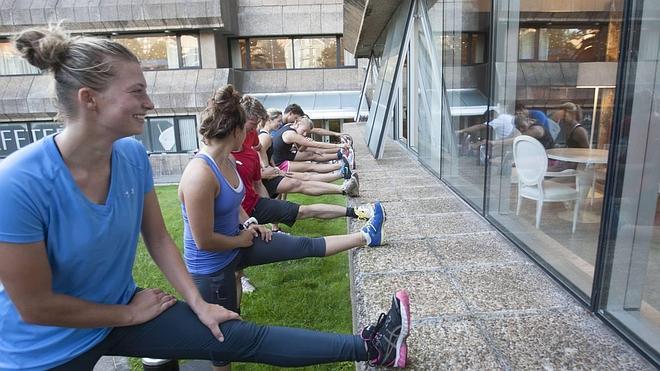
[{"left": 237, "top": 0, "right": 343, "bottom": 37}]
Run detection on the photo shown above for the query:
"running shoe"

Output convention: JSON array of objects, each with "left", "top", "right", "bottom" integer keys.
[
  {"left": 339, "top": 157, "right": 352, "bottom": 179},
  {"left": 354, "top": 203, "right": 375, "bottom": 220},
  {"left": 361, "top": 202, "right": 385, "bottom": 246},
  {"left": 241, "top": 276, "right": 256, "bottom": 293},
  {"left": 341, "top": 176, "right": 359, "bottom": 197},
  {"left": 361, "top": 290, "right": 411, "bottom": 368}
]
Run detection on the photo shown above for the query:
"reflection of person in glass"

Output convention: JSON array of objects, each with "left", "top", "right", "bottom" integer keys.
[
  {"left": 456, "top": 109, "right": 515, "bottom": 140},
  {"left": 552, "top": 102, "right": 589, "bottom": 149},
  {"left": 515, "top": 103, "right": 560, "bottom": 141}
]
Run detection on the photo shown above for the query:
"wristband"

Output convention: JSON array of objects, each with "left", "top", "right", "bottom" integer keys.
[{"left": 239, "top": 217, "right": 258, "bottom": 230}]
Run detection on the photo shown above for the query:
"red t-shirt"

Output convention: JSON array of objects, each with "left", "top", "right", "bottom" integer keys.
[{"left": 232, "top": 129, "right": 261, "bottom": 214}]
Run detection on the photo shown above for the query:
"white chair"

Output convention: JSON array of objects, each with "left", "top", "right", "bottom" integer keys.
[{"left": 513, "top": 135, "right": 580, "bottom": 233}]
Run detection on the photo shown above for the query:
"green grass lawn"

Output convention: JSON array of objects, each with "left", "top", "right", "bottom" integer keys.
[{"left": 131, "top": 185, "right": 354, "bottom": 370}]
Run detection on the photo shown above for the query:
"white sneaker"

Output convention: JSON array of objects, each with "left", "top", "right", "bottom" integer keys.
[
  {"left": 241, "top": 276, "right": 256, "bottom": 293},
  {"left": 341, "top": 176, "right": 359, "bottom": 197},
  {"left": 355, "top": 203, "right": 375, "bottom": 220}
]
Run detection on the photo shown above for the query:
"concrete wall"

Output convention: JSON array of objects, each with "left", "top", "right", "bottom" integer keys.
[
  {"left": 0, "top": 69, "right": 233, "bottom": 119},
  {"left": 200, "top": 31, "right": 218, "bottom": 69},
  {"left": 235, "top": 67, "right": 363, "bottom": 93},
  {"left": 237, "top": 0, "right": 343, "bottom": 36},
  {"left": 148, "top": 153, "right": 194, "bottom": 179},
  {"left": 0, "top": 0, "right": 236, "bottom": 35}
]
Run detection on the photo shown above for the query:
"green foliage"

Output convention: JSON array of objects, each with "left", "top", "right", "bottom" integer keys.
[{"left": 131, "top": 186, "right": 354, "bottom": 370}]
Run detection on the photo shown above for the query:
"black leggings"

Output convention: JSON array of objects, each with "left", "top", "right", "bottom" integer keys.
[
  {"left": 192, "top": 233, "right": 326, "bottom": 314},
  {"left": 52, "top": 302, "right": 367, "bottom": 370},
  {"left": 52, "top": 235, "right": 367, "bottom": 369}
]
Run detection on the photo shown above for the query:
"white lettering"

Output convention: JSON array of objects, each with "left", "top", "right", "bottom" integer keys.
[
  {"left": 0, "top": 130, "right": 11, "bottom": 151},
  {"left": 13, "top": 129, "right": 28, "bottom": 149}
]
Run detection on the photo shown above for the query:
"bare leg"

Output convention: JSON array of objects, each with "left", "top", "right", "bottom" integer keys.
[
  {"left": 324, "top": 233, "right": 366, "bottom": 256},
  {"left": 294, "top": 151, "right": 338, "bottom": 163},
  {"left": 287, "top": 171, "right": 342, "bottom": 183},
  {"left": 277, "top": 177, "right": 342, "bottom": 196},
  {"left": 298, "top": 204, "right": 347, "bottom": 220},
  {"left": 287, "top": 161, "right": 341, "bottom": 173}
]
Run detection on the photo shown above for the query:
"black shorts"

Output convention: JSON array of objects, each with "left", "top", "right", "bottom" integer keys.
[
  {"left": 262, "top": 175, "right": 285, "bottom": 198},
  {"left": 251, "top": 197, "right": 300, "bottom": 227}
]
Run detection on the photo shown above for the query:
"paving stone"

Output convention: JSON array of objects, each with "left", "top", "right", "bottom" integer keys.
[
  {"left": 381, "top": 198, "right": 470, "bottom": 217},
  {"left": 429, "top": 232, "right": 527, "bottom": 266},
  {"left": 483, "top": 310, "right": 655, "bottom": 370},
  {"left": 352, "top": 239, "right": 442, "bottom": 275},
  {"left": 355, "top": 272, "right": 467, "bottom": 325},
  {"left": 399, "top": 319, "right": 501, "bottom": 370},
  {"left": 452, "top": 264, "right": 574, "bottom": 312}
]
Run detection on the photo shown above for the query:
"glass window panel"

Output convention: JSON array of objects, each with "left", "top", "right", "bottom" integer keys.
[
  {"left": 30, "top": 122, "right": 63, "bottom": 141},
  {"left": 178, "top": 117, "right": 198, "bottom": 152},
  {"left": 541, "top": 27, "right": 604, "bottom": 62},
  {"left": 0, "top": 41, "right": 40, "bottom": 75},
  {"left": 249, "top": 38, "right": 293, "bottom": 69},
  {"left": 519, "top": 28, "right": 537, "bottom": 60},
  {"left": 293, "top": 37, "right": 338, "bottom": 68},
  {"left": 436, "top": 0, "right": 491, "bottom": 209},
  {"left": 366, "top": 0, "right": 413, "bottom": 156},
  {"left": 230, "top": 39, "right": 246, "bottom": 68},
  {"left": 114, "top": 35, "right": 179, "bottom": 70},
  {"left": 148, "top": 118, "right": 177, "bottom": 153},
  {"left": 180, "top": 35, "right": 200, "bottom": 68},
  {"left": 486, "top": 0, "right": 623, "bottom": 299},
  {"left": 0, "top": 123, "right": 30, "bottom": 157},
  {"left": 602, "top": 0, "right": 659, "bottom": 356}
]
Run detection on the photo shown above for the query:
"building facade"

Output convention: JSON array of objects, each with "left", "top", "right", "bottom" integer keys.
[
  {"left": 347, "top": 0, "right": 659, "bottom": 366},
  {"left": 0, "top": 0, "right": 366, "bottom": 176}
]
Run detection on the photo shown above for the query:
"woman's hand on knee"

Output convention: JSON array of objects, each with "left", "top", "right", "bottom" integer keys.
[
  {"left": 127, "top": 288, "right": 176, "bottom": 325},
  {"left": 248, "top": 224, "right": 272, "bottom": 242},
  {"left": 195, "top": 302, "right": 241, "bottom": 342}
]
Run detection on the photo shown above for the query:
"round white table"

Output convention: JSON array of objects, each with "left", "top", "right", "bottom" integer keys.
[
  {"left": 546, "top": 148, "right": 609, "bottom": 223},
  {"left": 546, "top": 148, "right": 609, "bottom": 164}
]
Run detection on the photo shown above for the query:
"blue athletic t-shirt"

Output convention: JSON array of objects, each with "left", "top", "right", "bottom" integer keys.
[{"left": 0, "top": 135, "right": 153, "bottom": 370}]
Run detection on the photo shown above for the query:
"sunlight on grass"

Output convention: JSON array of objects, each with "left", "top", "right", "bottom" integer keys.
[{"left": 131, "top": 186, "right": 354, "bottom": 370}]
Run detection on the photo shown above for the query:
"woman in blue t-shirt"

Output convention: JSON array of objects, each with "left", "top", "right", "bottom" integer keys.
[{"left": 0, "top": 25, "right": 410, "bottom": 370}]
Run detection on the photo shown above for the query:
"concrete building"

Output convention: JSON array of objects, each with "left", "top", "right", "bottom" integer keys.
[
  {"left": 346, "top": 0, "right": 658, "bottom": 366},
  {"left": 0, "top": 0, "right": 366, "bottom": 177}
]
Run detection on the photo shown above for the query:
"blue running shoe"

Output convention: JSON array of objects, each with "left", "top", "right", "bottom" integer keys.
[{"left": 361, "top": 202, "right": 385, "bottom": 246}]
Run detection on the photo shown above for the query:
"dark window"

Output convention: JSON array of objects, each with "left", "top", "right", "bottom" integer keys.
[
  {"left": 0, "top": 122, "right": 63, "bottom": 158},
  {"left": 437, "top": 32, "right": 487, "bottom": 65}
]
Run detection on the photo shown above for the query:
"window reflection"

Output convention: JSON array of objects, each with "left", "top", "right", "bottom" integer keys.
[
  {"left": 233, "top": 36, "right": 354, "bottom": 70},
  {"left": 114, "top": 34, "right": 200, "bottom": 70},
  {"left": 0, "top": 41, "right": 40, "bottom": 75},
  {"left": 249, "top": 38, "right": 293, "bottom": 69},
  {"left": 294, "top": 37, "right": 337, "bottom": 68}
]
